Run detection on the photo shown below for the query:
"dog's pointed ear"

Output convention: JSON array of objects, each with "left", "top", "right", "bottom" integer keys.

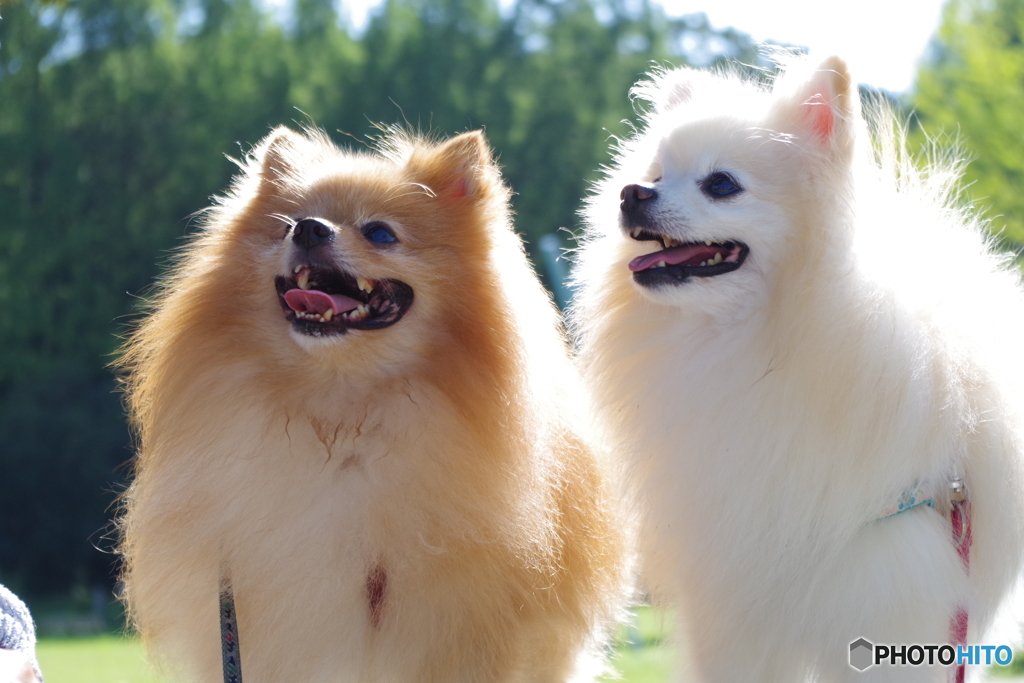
[
  {"left": 779, "top": 56, "right": 857, "bottom": 160},
  {"left": 254, "top": 126, "right": 308, "bottom": 189},
  {"left": 415, "top": 131, "right": 492, "bottom": 201},
  {"left": 633, "top": 68, "right": 697, "bottom": 114}
]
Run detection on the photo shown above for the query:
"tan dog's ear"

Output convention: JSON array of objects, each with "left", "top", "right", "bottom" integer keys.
[
  {"left": 254, "top": 126, "right": 310, "bottom": 189},
  {"left": 415, "top": 131, "right": 492, "bottom": 201},
  {"left": 776, "top": 56, "right": 857, "bottom": 161}
]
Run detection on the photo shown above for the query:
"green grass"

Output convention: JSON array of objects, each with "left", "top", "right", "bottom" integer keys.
[
  {"left": 37, "top": 635, "right": 160, "bottom": 683},
  {"left": 988, "top": 653, "right": 1024, "bottom": 678},
  {"left": 36, "top": 626, "right": 671, "bottom": 683},
  {"left": 39, "top": 610, "right": 1020, "bottom": 683},
  {"left": 36, "top": 612, "right": 674, "bottom": 683},
  {"left": 35, "top": 608, "right": 675, "bottom": 683},
  {"left": 600, "top": 606, "right": 676, "bottom": 683}
]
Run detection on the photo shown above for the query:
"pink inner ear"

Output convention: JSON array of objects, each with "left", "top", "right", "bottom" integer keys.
[
  {"left": 439, "top": 175, "right": 472, "bottom": 202},
  {"left": 664, "top": 81, "right": 693, "bottom": 110},
  {"left": 803, "top": 92, "right": 834, "bottom": 141},
  {"left": 449, "top": 176, "right": 469, "bottom": 199}
]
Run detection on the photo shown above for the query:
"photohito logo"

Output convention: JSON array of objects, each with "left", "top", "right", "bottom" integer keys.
[{"left": 848, "top": 638, "right": 1013, "bottom": 671}]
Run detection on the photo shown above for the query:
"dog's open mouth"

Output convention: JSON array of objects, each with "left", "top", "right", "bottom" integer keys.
[
  {"left": 627, "top": 228, "right": 748, "bottom": 286},
  {"left": 275, "top": 265, "right": 414, "bottom": 336}
]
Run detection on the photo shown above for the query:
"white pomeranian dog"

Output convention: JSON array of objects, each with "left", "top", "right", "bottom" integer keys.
[{"left": 571, "top": 54, "right": 1024, "bottom": 682}]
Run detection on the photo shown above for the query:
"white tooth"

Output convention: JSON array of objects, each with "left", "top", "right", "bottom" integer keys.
[
  {"left": 297, "top": 272, "right": 310, "bottom": 289},
  {"left": 705, "top": 240, "right": 712, "bottom": 246},
  {"left": 293, "top": 264, "right": 303, "bottom": 274},
  {"left": 323, "top": 309, "right": 333, "bottom": 322},
  {"left": 357, "top": 277, "right": 374, "bottom": 293},
  {"left": 358, "top": 304, "right": 369, "bottom": 316},
  {"left": 712, "top": 252, "right": 723, "bottom": 265},
  {"left": 657, "top": 261, "right": 667, "bottom": 268}
]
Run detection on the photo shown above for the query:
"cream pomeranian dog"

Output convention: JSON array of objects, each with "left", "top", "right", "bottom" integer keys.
[
  {"left": 117, "top": 126, "right": 630, "bottom": 683},
  {"left": 571, "top": 55, "right": 1024, "bottom": 682}
]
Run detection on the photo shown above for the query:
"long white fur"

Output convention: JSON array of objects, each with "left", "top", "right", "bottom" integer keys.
[{"left": 571, "top": 55, "right": 1024, "bottom": 682}]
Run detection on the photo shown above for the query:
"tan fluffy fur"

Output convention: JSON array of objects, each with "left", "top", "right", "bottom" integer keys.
[{"left": 117, "top": 127, "right": 630, "bottom": 683}]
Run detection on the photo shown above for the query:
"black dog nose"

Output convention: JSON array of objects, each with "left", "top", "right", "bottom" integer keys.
[
  {"left": 620, "top": 184, "right": 657, "bottom": 214},
  {"left": 292, "top": 218, "right": 334, "bottom": 250}
]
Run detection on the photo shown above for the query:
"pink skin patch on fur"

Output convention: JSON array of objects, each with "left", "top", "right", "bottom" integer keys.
[
  {"left": 629, "top": 243, "right": 740, "bottom": 272},
  {"left": 283, "top": 289, "right": 361, "bottom": 316},
  {"left": 366, "top": 563, "right": 387, "bottom": 630},
  {"left": 804, "top": 93, "right": 834, "bottom": 141}
]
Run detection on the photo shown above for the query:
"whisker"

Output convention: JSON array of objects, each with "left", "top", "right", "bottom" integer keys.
[{"left": 392, "top": 183, "right": 438, "bottom": 199}]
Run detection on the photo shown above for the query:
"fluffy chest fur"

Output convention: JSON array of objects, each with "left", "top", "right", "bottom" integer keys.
[{"left": 130, "top": 376, "right": 550, "bottom": 681}]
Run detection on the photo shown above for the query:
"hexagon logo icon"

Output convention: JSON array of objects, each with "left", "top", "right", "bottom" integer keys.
[{"left": 849, "top": 638, "right": 874, "bottom": 671}]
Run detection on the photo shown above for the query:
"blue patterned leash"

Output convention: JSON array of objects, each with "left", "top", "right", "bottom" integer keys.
[{"left": 220, "top": 577, "right": 243, "bottom": 683}]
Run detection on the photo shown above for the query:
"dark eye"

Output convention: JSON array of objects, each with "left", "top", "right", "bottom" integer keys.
[
  {"left": 362, "top": 222, "right": 397, "bottom": 245},
  {"left": 701, "top": 172, "right": 743, "bottom": 199}
]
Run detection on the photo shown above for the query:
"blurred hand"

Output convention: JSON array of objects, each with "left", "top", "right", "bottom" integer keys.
[{"left": 0, "top": 648, "right": 41, "bottom": 683}]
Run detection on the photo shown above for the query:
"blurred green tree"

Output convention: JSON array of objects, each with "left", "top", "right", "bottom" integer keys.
[
  {"left": 0, "top": 0, "right": 308, "bottom": 598},
  {"left": 914, "top": 0, "right": 1024, "bottom": 251}
]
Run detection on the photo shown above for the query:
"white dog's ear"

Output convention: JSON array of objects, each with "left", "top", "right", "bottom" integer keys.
[
  {"left": 633, "top": 68, "right": 697, "bottom": 113},
  {"left": 777, "top": 56, "right": 857, "bottom": 161}
]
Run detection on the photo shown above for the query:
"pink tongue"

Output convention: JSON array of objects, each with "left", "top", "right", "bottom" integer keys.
[
  {"left": 284, "top": 289, "right": 361, "bottom": 315},
  {"left": 628, "top": 244, "right": 721, "bottom": 272}
]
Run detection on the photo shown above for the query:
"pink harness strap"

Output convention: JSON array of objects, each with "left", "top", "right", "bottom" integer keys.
[{"left": 949, "top": 485, "right": 972, "bottom": 683}]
